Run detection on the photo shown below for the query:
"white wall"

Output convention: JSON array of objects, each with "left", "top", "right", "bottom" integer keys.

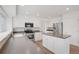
[
  {"left": 13, "top": 15, "right": 25, "bottom": 27},
  {"left": 13, "top": 15, "right": 42, "bottom": 28},
  {"left": 63, "top": 11, "right": 79, "bottom": 47}
]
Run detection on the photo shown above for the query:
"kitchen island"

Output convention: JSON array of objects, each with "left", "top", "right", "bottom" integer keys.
[{"left": 42, "top": 32, "right": 71, "bottom": 54}]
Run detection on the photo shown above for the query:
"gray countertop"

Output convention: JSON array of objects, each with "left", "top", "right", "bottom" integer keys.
[
  {"left": 43, "top": 32, "right": 71, "bottom": 39},
  {"left": 13, "top": 27, "right": 41, "bottom": 32}
]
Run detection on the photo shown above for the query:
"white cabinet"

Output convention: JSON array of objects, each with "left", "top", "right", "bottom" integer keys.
[
  {"left": 43, "top": 34, "right": 70, "bottom": 54},
  {"left": 43, "top": 35, "right": 55, "bottom": 52},
  {"left": 35, "top": 32, "right": 42, "bottom": 41},
  {"left": 54, "top": 38, "right": 69, "bottom": 54}
]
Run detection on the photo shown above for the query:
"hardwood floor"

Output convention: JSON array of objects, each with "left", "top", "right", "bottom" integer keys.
[
  {"left": 0, "top": 33, "right": 52, "bottom": 54},
  {"left": 70, "top": 44, "right": 79, "bottom": 54},
  {"left": 0, "top": 33, "right": 79, "bottom": 54}
]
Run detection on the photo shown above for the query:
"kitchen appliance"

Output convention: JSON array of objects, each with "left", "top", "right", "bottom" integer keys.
[
  {"left": 53, "top": 22, "right": 63, "bottom": 36},
  {"left": 25, "top": 23, "right": 33, "bottom": 27},
  {"left": 25, "top": 23, "right": 34, "bottom": 39}
]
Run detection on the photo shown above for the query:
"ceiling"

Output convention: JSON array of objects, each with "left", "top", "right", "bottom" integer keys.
[
  {"left": 17, "top": 5, "right": 79, "bottom": 18},
  {"left": 1, "top": 5, "right": 16, "bottom": 17},
  {"left": 1, "top": 5, "right": 79, "bottom": 18}
]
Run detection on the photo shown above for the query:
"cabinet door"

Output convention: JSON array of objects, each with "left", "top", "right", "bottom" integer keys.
[
  {"left": 49, "top": 37, "right": 56, "bottom": 52},
  {"left": 42, "top": 35, "right": 49, "bottom": 48},
  {"left": 54, "top": 38, "right": 69, "bottom": 54},
  {"left": 35, "top": 33, "right": 42, "bottom": 41},
  {"left": 43, "top": 35, "right": 55, "bottom": 52}
]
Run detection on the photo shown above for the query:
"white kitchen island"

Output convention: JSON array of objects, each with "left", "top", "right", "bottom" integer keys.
[{"left": 42, "top": 33, "right": 71, "bottom": 54}]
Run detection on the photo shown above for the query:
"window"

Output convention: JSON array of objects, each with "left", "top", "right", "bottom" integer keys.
[{"left": 0, "top": 15, "right": 6, "bottom": 32}]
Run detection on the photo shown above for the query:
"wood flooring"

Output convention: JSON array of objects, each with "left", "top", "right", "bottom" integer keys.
[
  {"left": 0, "top": 33, "right": 52, "bottom": 54},
  {"left": 0, "top": 33, "right": 79, "bottom": 54}
]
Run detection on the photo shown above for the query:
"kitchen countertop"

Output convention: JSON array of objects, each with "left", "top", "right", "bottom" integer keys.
[
  {"left": 13, "top": 27, "right": 41, "bottom": 33},
  {"left": 43, "top": 32, "right": 71, "bottom": 39}
]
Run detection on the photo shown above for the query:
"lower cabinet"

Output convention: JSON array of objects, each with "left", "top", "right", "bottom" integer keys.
[
  {"left": 42, "top": 34, "right": 70, "bottom": 54},
  {"left": 54, "top": 38, "right": 69, "bottom": 54},
  {"left": 35, "top": 32, "right": 42, "bottom": 41}
]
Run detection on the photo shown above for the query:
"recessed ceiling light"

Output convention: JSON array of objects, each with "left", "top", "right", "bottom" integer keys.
[
  {"left": 20, "top": 5, "right": 24, "bottom": 6},
  {"left": 66, "top": 8, "right": 70, "bottom": 11}
]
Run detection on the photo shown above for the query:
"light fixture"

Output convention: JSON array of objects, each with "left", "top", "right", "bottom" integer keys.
[
  {"left": 20, "top": 5, "right": 24, "bottom": 6},
  {"left": 66, "top": 8, "right": 70, "bottom": 11}
]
